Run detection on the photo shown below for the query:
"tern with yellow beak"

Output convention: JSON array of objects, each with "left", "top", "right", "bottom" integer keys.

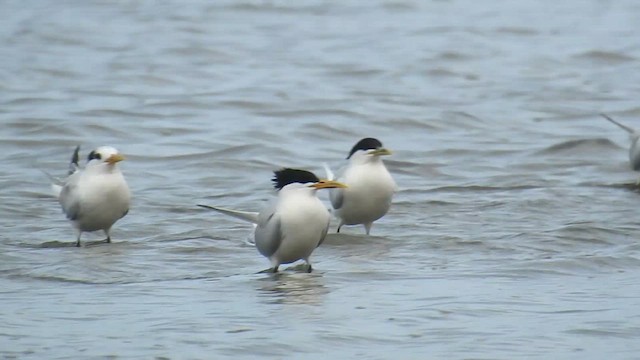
[
  {"left": 324, "top": 138, "right": 396, "bottom": 235},
  {"left": 50, "top": 146, "right": 130, "bottom": 247},
  {"left": 198, "top": 168, "right": 347, "bottom": 273}
]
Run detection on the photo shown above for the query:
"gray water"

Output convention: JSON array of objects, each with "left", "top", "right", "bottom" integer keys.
[{"left": 2, "top": 0, "right": 640, "bottom": 359}]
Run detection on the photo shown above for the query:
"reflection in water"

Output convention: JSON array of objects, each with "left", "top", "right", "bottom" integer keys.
[
  {"left": 38, "top": 240, "right": 82, "bottom": 248},
  {"left": 38, "top": 239, "right": 113, "bottom": 248},
  {"left": 256, "top": 272, "right": 329, "bottom": 306}
]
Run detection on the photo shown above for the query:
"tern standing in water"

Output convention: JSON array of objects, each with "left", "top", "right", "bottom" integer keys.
[
  {"left": 325, "top": 138, "right": 396, "bottom": 235},
  {"left": 50, "top": 146, "right": 130, "bottom": 247},
  {"left": 199, "top": 168, "right": 347, "bottom": 273}
]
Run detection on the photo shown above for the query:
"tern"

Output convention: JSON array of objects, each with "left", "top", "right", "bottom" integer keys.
[
  {"left": 50, "top": 146, "right": 130, "bottom": 247},
  {"left": 601, "top": 114, "right": 640, "bottom": 175},
  {"left": 324, "top": 138, "right": 396, "bottom": 235},
  {"left": 198, "top": 168, "right": 347, "bottom": 273}
]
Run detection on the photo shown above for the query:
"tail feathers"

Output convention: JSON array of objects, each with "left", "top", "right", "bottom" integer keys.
[
  {"left": 197, "top": 204, "right": 259, "bottom": 224},
  {"left": 42, "top": 146, "right": 80, "bottom": 198},
  {"left": 51, "top": 184, "right": 62, "bottom": 198},
  {"left": 42, "top": 170, "right": 63, "bottom": 198},
  {"left": 323, "top": 162, "right": 335, "bottom": 181},
  {"left": 69, "top": 145, "right": 80, "bottom": 175}
]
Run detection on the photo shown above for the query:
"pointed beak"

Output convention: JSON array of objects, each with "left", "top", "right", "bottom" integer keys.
[
  {"left": 369, "top": 147, "right": 392, "bottom": 156},
  {"left": 106, "top": 153, "right": 125, "bottom": 164},
  {"left": 310, "top": 179, "right": 348, "bottom": 189}
]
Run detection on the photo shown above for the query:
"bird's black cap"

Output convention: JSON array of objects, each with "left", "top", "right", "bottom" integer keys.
[
  {"left": 347, "top": 138, "right": 383, "bottom": 159},
  {"left": 87, "top": 150, "right": 102, "bottom": 162},
  {"left": 272, "top": 168, "right": 320, "bottom": 190}
]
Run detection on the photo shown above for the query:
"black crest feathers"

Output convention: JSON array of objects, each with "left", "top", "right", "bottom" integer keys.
[
  {"left": 272, "top": 168, "right": 320, "bottom": 190},
  {"left": 347, "top": 138, "right": 383, "bottom": 159},
  {"left": 87, "top": 150, "right": 102, "bottom": 162}
]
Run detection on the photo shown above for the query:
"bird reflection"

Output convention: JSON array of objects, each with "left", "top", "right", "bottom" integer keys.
[{"left": 256, "top": 271, "right": 328, "bottom": 306}]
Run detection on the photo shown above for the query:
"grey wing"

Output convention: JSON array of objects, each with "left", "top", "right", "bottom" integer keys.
[
  {"left": 328, "top": 165, "right": 347, "bottom": 210},
  {"left": 254, "top": 204, "right": 282, "bottom": 258},
  {"left": 329, "top": 187, "right": 344, "bottom": 210},
  {"left": 59, "top": 173, "right": 81, "bottom": 220},
  {"left": 317, "top": 219, "right": 330, "bottom": 247}
]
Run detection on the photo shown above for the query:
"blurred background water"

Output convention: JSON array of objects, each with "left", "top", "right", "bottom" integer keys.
[{"left": 1, "top": 0, "right": 640, "bottom": 359}]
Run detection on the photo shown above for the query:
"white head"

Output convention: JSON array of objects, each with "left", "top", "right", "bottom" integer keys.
[{"left": 86, "top": 146, "right": 125, "bottom": 167}]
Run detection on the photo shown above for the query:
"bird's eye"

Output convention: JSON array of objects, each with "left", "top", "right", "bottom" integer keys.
[{"left": 88, "top": 151, "right": 102, "bottom": 161}]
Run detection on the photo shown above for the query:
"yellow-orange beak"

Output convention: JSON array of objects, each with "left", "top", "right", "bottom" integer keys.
[
  {"left": 106, "top": 153, "right": 125, "bottom": 164},
  {"left": 310, "top": 179, "right": 348, "bottom": 189},
  {"left": 369, "top": 147, "right": 392, "bottom": 156}
]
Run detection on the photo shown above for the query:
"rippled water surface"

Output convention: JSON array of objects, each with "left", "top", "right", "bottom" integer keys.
[{"left": 2, "top": 0, "right": 640, "bottom": 359}]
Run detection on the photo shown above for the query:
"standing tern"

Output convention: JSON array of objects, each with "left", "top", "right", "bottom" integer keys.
[
  {"left": 601, "top": 114, "right": 640, "bottom": 174},
  {"left": 324, "top": 138, "right": 396, "bottom": 235},
  {"left": 198, "top": 168, "right": 347, "bottom": 273},
  {"left": 50, "top": 146, "right": 130, "bottom": 247}
]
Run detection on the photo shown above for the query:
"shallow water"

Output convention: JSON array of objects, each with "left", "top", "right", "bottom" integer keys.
[{"left": 2, "top": 0, "right": 640, "bottom": 359}]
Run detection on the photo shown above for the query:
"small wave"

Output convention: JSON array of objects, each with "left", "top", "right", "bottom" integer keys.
[
  {"left": 9, "top": 273, "right": 100, "bottom": 285},
  {"left": 426, "top": 68, "right": 477, "bottom": 80},
  {"left": 440, "top": 111, "right": 487, "bottom": 129},
  {"left": 537, "top": 138, "right": 619, "bottom": 154},
  {"left": 433, "top": 50, "right": 472, "bottom": 61},
  {"left": 573, "top": 50, "right": 636, "bottom": 64},
  {"left": 582, "top": 182, "right": 640, "bottom": 192},
  {"left": 494, "top": 26, "right": 537, "bottom": 36},
  {"left": 382, "top": 1, "right": 419, "bottom": 11},
  {"left": 255, "top": 108, "right": 367, "bottom": 120},
  {"left": 4, "top": 97, "right": 65, "bottom": 106},
  {"left": 544, "top": 222, "right": 619, "bottom": 246},
  {"left": 131, "top": 144, "right": 288, "bottom": 162},
  {"left": 7, "top": 271, "right": 217, "bottom": 285},
  {"left": 564, "top": 328, "right": 637, "bottom": 339},
  {"left": 425, "top": 184, "right": 540, "bottom": 193},
  {"left": 323, "top": 66, "right": 385, "bottom": 78},
  {"left": 219, "top": 2, "right": 329, "bottom": 14},
  {"left": 487, "top": 254, "right": 640, "bottom": 279},
  {"left": 72, "top": 109, "right": 160, "bottom": 119},
  {"left": 217, "top": 99, "right": 272, "bottom": 111},
  {"left": 32, "top": 67, "right": 80, "bottom": 79}
]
